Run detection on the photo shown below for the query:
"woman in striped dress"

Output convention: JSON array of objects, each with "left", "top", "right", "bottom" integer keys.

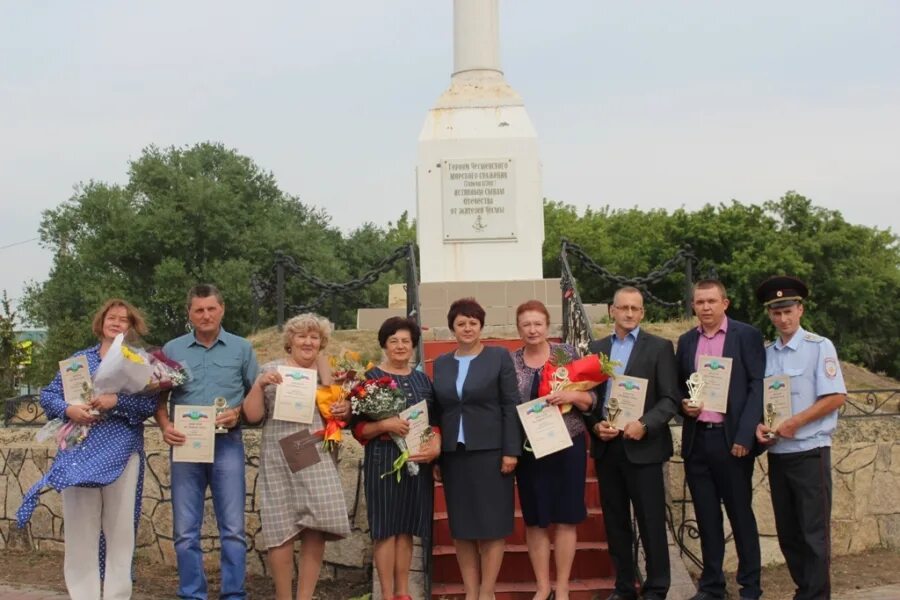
[
  {"left": 243, "top": 313, "right": 352, "bottom": 600},
  {"left": 352, "top": 317, "right": 441, "bottom": 600}
]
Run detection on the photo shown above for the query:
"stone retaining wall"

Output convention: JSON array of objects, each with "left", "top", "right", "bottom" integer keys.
[
  {"left": 3, "top": 415, "right": 897, "bottom": 587},
  {"left": 666, "top": 415, "right": 900, "bottom": 574},
  {"left": 0, "top": 427, "right": 373, "bottom": 583}
]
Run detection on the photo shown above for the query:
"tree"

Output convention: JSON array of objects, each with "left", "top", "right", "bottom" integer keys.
[
  {"left": 22, "top": 143, "right": 346, "bottom": 382},
  {"left": 0, "top": 291, "right": 27, "bottom": 399},
  {"left": 542, "top": 193, "right": 900, "bottom": 378}
]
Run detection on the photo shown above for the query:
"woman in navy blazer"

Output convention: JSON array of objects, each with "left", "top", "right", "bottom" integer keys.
[{"left": 432, "top": 297, "right": 522, "bottom": 600}]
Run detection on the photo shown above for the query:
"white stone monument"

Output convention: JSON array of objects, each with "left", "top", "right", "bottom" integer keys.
[
  {"left": 416, "top": 0, "right": 544, "bottom": 283},
  {"left": 359, "top": 0, "right": 556, "bottom": 333}
]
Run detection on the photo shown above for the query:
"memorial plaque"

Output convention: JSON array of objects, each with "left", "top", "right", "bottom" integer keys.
[{"left": 441, "top": 158, "right": 517, "bottom": 241}]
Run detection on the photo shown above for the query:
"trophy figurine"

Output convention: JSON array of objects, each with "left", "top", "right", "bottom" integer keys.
[
  {"left": 764, "top": 402, "right": 778, "bottom": 439},
  {"left": 607, "top": 397, "right": 622, "bottom": 429},
  {"left": 214, "top": 397, "right": 229, "bottom": 434},
  {"left": 686, "top": 372, "right": 705, "bottom": 409},
  {"left": 82, "top": 382, "right": 101, "bottom": 417}
]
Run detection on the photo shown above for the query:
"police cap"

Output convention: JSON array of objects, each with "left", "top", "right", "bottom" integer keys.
[{"left": 755, "top": 275, "right": 809, "bottom": 309}]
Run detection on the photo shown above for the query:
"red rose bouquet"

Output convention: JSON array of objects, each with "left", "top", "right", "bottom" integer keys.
[{"left": 349, "top": 375, "right": 417, "bottom": 481}]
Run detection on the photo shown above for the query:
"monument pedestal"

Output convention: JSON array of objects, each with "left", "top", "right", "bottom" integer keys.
[{"left": 418, "top": 278, "right": 560, "bottom": 329}]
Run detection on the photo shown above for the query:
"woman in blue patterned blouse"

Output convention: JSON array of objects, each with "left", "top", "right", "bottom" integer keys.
[{"left": 17, "top": 298, "right": 159, "bottom": 600}]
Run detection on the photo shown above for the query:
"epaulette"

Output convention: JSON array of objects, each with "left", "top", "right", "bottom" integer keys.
[{"left": 804, "top": 332, "right": 824, "bottom": 343}]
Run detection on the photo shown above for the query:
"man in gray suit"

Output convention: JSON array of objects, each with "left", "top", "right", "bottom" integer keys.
[{"left": 586, "top": 286, "right": 680, "bottom": 600}]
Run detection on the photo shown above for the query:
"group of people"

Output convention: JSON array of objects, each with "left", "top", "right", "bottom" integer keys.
[
  {"left": 16, "top": 275, "right": 845, "bottom": 600},
  {"left": 590, "top": 277, "right": 845, "bottom": 600}
]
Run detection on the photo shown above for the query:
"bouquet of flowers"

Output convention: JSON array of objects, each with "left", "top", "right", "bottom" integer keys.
[
  {"left": 312, "top": 350, "right": 372, "bottom": 451},
  {"left": 315, "top": 384, "right": 346, "bottom": 451},
  {"left": 328, "top": 349, "right": 371, "bottom": 384},
  {"left": 37, "top": 381, "right": 93, "bottom": 450},
  {"left": 537, "top": 347, "right": 618, "bottom": 414},
  {"left": 93, "top": 334, "right": 190, "bottom": 395},
  {"left": 145, "top": 349, "right": 191, "bottom": 392},
  {"left": 349, "top": 375, "right": 417, "bottom": 481},
  {"left": 37, "top": 334, "right": 190, "bottom": 449}
]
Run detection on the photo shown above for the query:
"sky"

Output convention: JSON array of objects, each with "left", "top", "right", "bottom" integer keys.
[{"left": 2, "top": 0, "right": 899, "bottom": 307}]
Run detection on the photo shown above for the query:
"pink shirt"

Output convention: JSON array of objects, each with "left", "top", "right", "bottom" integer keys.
[{"left": 694, "top": 317, "right": 728, "bottom": 423}]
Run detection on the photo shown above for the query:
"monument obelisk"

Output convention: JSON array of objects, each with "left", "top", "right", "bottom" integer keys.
[{"left": 416, "top": 0, "right": 544, "bottom": 283}]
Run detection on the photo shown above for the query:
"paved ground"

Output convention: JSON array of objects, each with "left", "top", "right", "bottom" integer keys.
[
  {"left": 835, "top": 583, "right": 900, "bottom": 599},
  {"left": 0, "top": 583, "right": 69, "bottom": 599},
  {"left": 666, "top": 529, "right": 698, "bottom": 600},
  {"left": 3, "top": 581, "right": 900, "bottom": 600}
]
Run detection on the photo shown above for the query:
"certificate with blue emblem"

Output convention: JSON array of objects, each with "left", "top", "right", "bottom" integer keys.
[
  {"left": 697, "top": 355, "right": 733, "bottom": 413},
  {"left": 173, "top": 405, "right": 216, "bottom": 463},
  {"left": 400, "top": 400, "right": 430, "bottom": 455},
  {"left": 59, "top": 356, "right": 91, "bottom": 405},
  {"left": 273, "top": 366, "right": 318, "bottom": 424},
  {"left": 607, "top": 375, "right": 649, "bottom": 430},
  {"left": 763, "top": 375, "right": 792, "bottom": 431},
  {"left": 516, "top": 397, "right": 573, "bottom": 459}
]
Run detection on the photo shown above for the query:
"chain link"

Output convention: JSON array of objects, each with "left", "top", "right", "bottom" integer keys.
[
  {"left": 561, "top": 239, "right": 698, "bottom": 309},
  {"left": 271, "top": 245, "right": 410, "bottom": 294},
  {"left": 251, "top": 245, "right": 413, "bottom": 323}
]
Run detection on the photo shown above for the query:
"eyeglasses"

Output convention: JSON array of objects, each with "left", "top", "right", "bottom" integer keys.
[{"left": 614, "top": 305, "right": 644, "bottom": 313}]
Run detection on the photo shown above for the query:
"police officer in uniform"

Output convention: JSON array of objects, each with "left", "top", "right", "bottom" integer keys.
[{"left": 755, "top": 275, "right": 846, "bottom": 600}]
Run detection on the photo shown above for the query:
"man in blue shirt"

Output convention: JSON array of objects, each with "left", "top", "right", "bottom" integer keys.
[
  {"left": 755, "top": 276, "right": 846, "bottom": 600},
  {"left": 156, "top": 284, "right": 259, "bottom": 600},
  {"left": 585, "top": 287, "right": 680, "bottom": 600}
]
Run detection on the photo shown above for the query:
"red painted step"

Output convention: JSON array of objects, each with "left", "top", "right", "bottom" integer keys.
[
  {"left": 433, "top": 507, "right": 606, "bottom": 546},
  {"left": 431, "top": 577, "right": 616, "bottom": 600},
  {"left": 432, "top": 542, "right": 614, "bottom": 582}
]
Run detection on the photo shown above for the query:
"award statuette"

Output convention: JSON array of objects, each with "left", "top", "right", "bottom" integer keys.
[
  {"left": 214, "top": 397, "right": 229, "bottom": 434},
  {"left": 764, "top": 402, "right": 778, "bottom": 439},
  {"left": 607, "top": 397, "right": 622, "bottom": 428},
  {"left": 762, "top": 374, "right": 791, "bottom": 436},
  {"left": 686, "top": 372, "right": 705, "bottom": 409}
]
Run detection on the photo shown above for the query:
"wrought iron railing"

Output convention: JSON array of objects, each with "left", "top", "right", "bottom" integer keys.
[
  {"left": 2, "top": 394, "right": 43, "bottom": 426},
  {"left": 559, "top": 241, "right": 595, "bottom": 354},
  {"left": 667, "top": 389, "right": 900, "bottom": 571},
  {"left": 840, "top": 388, "right": 900, "bottom": 417}
]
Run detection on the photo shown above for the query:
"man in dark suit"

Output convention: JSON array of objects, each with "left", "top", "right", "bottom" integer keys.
[
  {"left": 676, "top": 279, "right": 766, "bottom": 600},
  {"left": 586, "top": 286, "right": 680, "bottom": 600}
]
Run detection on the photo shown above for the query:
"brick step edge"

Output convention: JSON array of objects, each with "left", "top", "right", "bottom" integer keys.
[
  {"left": 433, "top": 507, "right": 602, "bottom": 521},
  {"left": 434, "top": 477, "right": 599, "bottom": 489},
  {"left": 431, "top": 576, "right": 616, "bottom": 594},
  {"left": 432, "top": 541, "right": 609, "bottom": 556}
]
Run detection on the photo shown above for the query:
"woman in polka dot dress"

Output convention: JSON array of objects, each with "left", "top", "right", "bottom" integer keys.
[{"left": 17, "top": 298, "right": 160, "bottom": 600}]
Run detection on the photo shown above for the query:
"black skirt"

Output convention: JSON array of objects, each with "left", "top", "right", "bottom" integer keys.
[
  {"left": 441, "top": 447, "right": 515, "bottom": 540},
  {"left": 515, "top": 432, "right": 588, "bottom": 527}
]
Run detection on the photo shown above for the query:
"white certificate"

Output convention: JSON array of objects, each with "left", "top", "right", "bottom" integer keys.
[
  {"left": 607, "top": 375, "right": 649, "bottom": 431},
  {"left": 400, "top": 400, "right": 431, "bottom": 455},
  {"left": 59, "top": 356, "right": 91, "bottom": 405},
  {"left": 763, "top": 375, "right": 793, "bottom": 431},
  {"left": 516, "top": 397, "right": 573, "bottom": 459},
  {"left": 172, "top": 405, "right": 216, "bottom": 463},
  {"left": 696, "top": 355, "right": 733, "bottom": 413},
  {"left": 273, "top": 366, "right": 318, "bottom": 424}
]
